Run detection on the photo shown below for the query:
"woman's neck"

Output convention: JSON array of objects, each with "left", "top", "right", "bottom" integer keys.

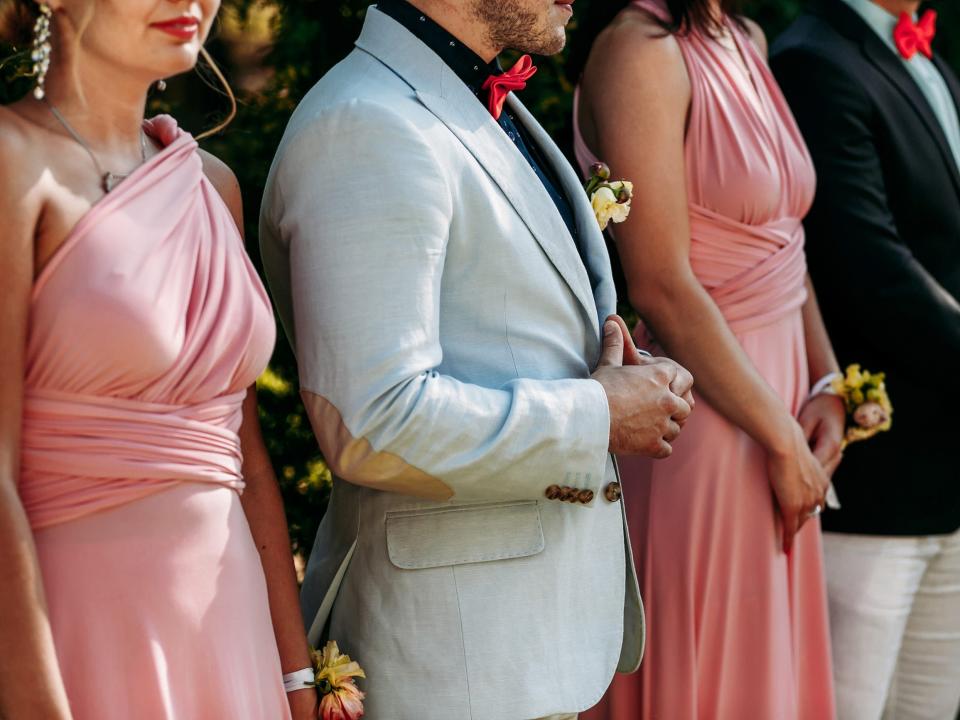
[{"left": 37, "top": 55, "right": 150, "bottom": 158}]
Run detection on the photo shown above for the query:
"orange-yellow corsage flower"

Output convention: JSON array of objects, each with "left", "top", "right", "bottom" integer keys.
[
  {"left": 831, "top": 364, "right": 894, "bottom": 448},
  {"left": 310, "top": 641, "right": 366, "bottom": 720}
]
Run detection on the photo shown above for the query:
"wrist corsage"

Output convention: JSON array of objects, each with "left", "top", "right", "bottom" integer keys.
[
  {"left": 286, "top": 641, "right": 366, "bottom": 720},
  {"left": 832, "top": 364, "right": 893, "bottom": 448},
  {"left": 585, "top": 162, "right": 633, "bottom": 231}
]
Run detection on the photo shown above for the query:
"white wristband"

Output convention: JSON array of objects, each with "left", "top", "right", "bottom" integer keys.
[
  {"left": 282, "top": 668, "right": 315, "bottom": 693},
  {"left": 809, "top": 371, "right": 841, "bottom": 399}
]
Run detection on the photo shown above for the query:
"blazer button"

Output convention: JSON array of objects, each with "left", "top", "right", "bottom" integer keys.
[
  {"left": 560, "top": 486, "right": 577, "bottom": 502},
  {"left": 578, "top": 489, "right": 595, "bottom": 504},
  {"left": 604, "top": 482, "right": 622, "bottom": 503},
  {"left": 545, "top": 484, "right": 562, "bottom": 500}
]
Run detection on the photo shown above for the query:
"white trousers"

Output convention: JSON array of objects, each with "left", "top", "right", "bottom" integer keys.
[{"left": 824, "top": 529, "right": 960, "bottom": 720}]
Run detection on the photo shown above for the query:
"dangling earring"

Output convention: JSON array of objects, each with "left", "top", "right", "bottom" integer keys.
[
  {"left": 155, "top": 79, "right": 167, "bottom": 92},
  {"left": 31, "top": 3, "right": 52, "bottom": 100}
]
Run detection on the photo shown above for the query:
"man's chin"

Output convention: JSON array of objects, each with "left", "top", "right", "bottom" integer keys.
[{"left": 526, "top": 27, "right": 568, "bottom": 56}]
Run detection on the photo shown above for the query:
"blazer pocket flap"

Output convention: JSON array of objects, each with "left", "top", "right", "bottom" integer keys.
[{"left": 386, "top": 501, "right": 545, "bottom": 570}]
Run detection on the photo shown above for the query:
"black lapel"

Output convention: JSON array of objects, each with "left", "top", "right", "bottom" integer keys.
[
  {"left": 861, "top": 37, "right": 960, "bottom": 195},
  {"left": 810, "top": 0, "right": 960, "bottom": 197}
]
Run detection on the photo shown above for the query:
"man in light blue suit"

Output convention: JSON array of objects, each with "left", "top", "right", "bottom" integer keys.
[{"left": 260, "top": 1, "right": 694, "bottom": 717}]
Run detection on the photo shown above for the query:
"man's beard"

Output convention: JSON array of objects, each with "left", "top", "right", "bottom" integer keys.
[{"left": 469, "top": 0, "right": 567, "bottom": 56}]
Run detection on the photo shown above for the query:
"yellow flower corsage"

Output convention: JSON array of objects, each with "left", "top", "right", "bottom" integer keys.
[
  {"left": 831, "top": 364, "right": 894, "bottom": 448},
  {"left": 308, "top": 641, "right": 366, "bottom": 720}
]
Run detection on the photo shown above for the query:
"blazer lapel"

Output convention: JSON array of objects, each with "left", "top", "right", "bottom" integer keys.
[
  {"left": 860, "top": 35, "right": 960, "bottom": 197},
  {"left": 813, "top": 0, "right": 960, "bottom": 197},
  {"left": 355, "top": 7, "right": 600, "bottom": 329},
  {"left": 505, "top": 95, "right": 617, "bottom": 326}
]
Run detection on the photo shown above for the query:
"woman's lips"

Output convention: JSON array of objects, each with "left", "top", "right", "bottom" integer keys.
[{"left": 151, "top": 17, "right": 200, "bottom": 41}]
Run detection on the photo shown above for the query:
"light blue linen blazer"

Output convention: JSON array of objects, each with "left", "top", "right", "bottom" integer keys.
[{"left": 259, "top": 7, "right": 644, "bottom": 719}]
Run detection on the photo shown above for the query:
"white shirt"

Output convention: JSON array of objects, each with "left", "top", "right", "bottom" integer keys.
[{"left": 841, "top": 0, "right": 960, "bottom": 171}]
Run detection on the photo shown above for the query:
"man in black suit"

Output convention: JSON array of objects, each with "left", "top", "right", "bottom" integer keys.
[{"left": 772, "top": 1, "right": 960, "bottom": 718}]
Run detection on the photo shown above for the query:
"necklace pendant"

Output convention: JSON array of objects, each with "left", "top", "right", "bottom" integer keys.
[{"left": 103, "top": 172, "right": 121, "bottom": 193}]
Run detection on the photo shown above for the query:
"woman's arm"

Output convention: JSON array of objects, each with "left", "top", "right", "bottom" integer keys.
[
  {"left": 237, "top": 389, "right": 317, "bottom": 716},
  {"left": 0, "top": 115, "right": 73, "bottom": 719},
  {"left": 200, "top": 150, "right": 316, "bottom": 717},
  {"left": 802, "top": 276, "right": 841, "bottom": 384},
  {"left": 798, "top": 276, "right": 846, "bottom": 476},
  {"left": 579, "top": 12, "right": 829, "bottom": 551},
  {"left": 738, "top": 23, "right": 846, "bottom": 476}
]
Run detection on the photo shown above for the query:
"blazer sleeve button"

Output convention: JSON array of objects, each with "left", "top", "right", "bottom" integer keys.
[
  {"left": 545, "top": 484, "right": 562, "bottom": 500},
  {"left": 604, "top": 482, "right": 622, "bottom": 503},
  {"left": 578, "top": 489, "right": 595, "bottom": 504}
]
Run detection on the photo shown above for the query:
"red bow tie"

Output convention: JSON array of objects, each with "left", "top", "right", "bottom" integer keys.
[
  {"left": 481, "top": 55, "right": 538, "bottom": 120},
  {"left": 894, "top": 9, "right": 937, "bottom": 60}
]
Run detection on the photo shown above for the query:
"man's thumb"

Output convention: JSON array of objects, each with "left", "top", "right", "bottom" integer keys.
[{"left": 598, "top": 320, "right": 624, "bottom": 367}]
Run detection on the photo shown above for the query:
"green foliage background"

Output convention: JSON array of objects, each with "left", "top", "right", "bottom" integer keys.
[{"left": 3, "top": 0, "right": 958, "bottom": 562}]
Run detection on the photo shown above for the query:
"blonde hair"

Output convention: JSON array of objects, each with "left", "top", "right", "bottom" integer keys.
[
  {"left": 195, "top": 45, "right": 237, "bottom": 141},
  {"left": 0, "top": 1, "right": 235, "bottom": 139}
]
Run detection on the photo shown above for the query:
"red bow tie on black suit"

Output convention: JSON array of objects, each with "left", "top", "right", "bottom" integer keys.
[{"left": 894, "top": 9, "right": 937, "bottom": 60}]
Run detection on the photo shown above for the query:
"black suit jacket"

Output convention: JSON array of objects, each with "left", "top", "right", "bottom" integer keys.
[{"left": 771, "top": 0, "right": 960, "bottom": 536}]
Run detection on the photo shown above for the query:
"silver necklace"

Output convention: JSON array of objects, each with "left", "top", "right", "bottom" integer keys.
[{"left": 44, "top": 101, "right": 148, "bottom": 194}]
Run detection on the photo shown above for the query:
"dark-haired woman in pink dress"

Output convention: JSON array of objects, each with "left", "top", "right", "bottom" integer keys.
[{"left": 573, "top": 1, "right": 843, "bottom": 717}]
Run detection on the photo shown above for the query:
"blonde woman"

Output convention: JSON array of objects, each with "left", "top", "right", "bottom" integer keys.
[{"left": 0, "top": 1, "right": 315, "bottom": 718}]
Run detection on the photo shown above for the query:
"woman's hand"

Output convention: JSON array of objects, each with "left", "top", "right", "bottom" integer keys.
[
  {"left": 766, "top": 419, "right": 832, "bottom": 554},
  {"left": 287, "top": 687, "right": 318, "bottom": 720},
  {"left": 798, "top": 393, "right": 846, "bottom": 478}
]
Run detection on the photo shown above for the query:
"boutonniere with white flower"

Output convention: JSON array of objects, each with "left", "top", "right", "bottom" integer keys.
[
  {"left": 832, "top": 364, "right": 894, "bottom": 448},
  {"left": 585, "top": 161, "right": 633, "bottom": 231},
  {"left": 301, "top": 641, "right": 366, "bottom": 720}
]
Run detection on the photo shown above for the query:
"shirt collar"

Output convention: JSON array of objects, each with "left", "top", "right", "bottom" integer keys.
[
  {"left": 375, "top": 0, "right": 501, "bottom": 95},
  {"left": 839, "top": 0, "right": 916, "bottom": 56}
]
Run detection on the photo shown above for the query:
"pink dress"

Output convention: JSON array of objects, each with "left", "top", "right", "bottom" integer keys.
[
  {"left": 18, "top": 116, "right": 291, "bottom": 719},
  {"left": 575, "top": 2, "right": 836, "bottom": 718}
]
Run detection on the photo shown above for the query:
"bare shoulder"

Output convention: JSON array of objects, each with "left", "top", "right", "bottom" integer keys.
[
  {"left": 740, "top": 17, "right": 768, "bottom": 59},
  {"left": 0, "top": 105, "right": 43, "bottom": 192},
  {"left": 198, "top": 148, "right": 244, "bottom": 236},
  {"left": 585, "top": 8, "right": 689, "bottom": 94},
  {"left": 582, "top": 6, "right": 690, "bottom": 118},
  {"left": 0, "top": 105, "right": 46, "bottom": 237},
  {"left": 591, "top": 6, "right": 686, "bottom": 73}
]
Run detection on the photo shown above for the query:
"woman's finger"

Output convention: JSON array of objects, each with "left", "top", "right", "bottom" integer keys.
[{"left": 782, "top": 511, "right": 800, "bottom": 554}]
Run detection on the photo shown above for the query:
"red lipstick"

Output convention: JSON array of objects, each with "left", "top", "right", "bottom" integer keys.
[{"left": 150, "top": 15, "right": 200, "bottom": 41}]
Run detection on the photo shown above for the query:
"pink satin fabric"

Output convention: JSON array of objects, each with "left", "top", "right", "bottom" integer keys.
[
  {"left": 20, "top": 116, "right": 289, "bottom": 719},
  {"left": 575, "top": 2, "right": 836, "bottom": 718},
  {"left": 573, "top": 4, "right": 813, "bottom": 341},
  {"left": 20, "top": 116, "right": 274, "bottom": 530}
]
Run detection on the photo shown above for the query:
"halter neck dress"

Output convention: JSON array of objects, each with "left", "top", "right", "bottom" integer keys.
[
  {"left": 575, "top": 3, "right": 836, "bottom": 718},
  {"left": 19, "top": 116, "right": 291, "bottom": 719}
]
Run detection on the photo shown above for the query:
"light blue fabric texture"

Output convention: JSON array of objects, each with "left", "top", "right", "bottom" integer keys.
[{"left": 259, "top": 7, "right": 644, "bottom": 720}]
